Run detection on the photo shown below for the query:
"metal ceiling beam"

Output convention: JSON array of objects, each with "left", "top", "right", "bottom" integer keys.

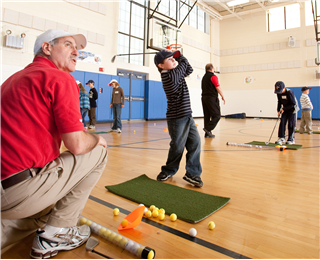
[
  {"left": 255, "top": 0, "right": 269, "bottom": 13},
  {"left": 191, "top": 0, "right": 222, "bottom": 20}
]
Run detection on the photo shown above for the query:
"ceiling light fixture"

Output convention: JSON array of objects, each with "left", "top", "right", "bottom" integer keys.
[{"left": 226, "top": 0, "right": 249, "bottom": 7}]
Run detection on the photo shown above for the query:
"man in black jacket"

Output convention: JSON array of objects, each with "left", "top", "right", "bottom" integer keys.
[
  {"left": 201, "top": 64, "right": 225, "bottom": 138},
  {"left": 86, "top": 80, "right": 98, "bottom": 129}
]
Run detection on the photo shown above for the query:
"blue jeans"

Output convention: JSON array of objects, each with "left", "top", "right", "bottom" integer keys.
[
  {"left": 80, "top": 108, "right": 89, "bottom": 127},
  {"left": 161, "top": 116, "right": 202, "bottom": 177},
  {"left": 112, "top": 104, "right": 122, "bottom": 130}
]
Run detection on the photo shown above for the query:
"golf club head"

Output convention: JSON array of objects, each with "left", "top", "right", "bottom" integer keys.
[{"left": 85, "top": 237, "right": 99, "bottom": 251}]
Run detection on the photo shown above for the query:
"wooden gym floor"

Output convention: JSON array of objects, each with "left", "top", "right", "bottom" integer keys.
[{"left": 1, "top": 118, "right": 319, "bottom": 259}]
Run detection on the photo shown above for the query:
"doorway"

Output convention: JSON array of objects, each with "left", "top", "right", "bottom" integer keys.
[{"left": 117, "top": 70, "right": 146, "bottom": 121}]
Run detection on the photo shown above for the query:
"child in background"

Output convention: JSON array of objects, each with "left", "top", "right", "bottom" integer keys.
[
  {"left": 77, "top": 81, "right": 90, "bottom": 130},
  {"left": 86, "top": 79, "right": 98, "bottom": 129},
  {"left": 154, "top": 49, "right": 203, "bottom": 187},
  {"left": 109, "top": 79, "right": 125, "bottom": 133},
  {"left": 274, "top": 81, "right": 299, "bottom": 145},
  {"left": 299, "top": 86, "right": 313, "bottom": 134}
]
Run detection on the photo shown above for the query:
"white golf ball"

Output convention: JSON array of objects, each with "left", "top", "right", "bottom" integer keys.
[{"left": 189, "top": 228, "right": 197, "bottom": 237}]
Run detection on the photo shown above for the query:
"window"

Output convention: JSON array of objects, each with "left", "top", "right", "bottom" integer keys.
[
  {"left": 118, "top": 1, "right": 146, "bottom": 65},
  {"left": 306, "top": 0, "right": 320, "bottom": 26},
  {"left": 286, "top": 4, "right": 300, "bottom": 29},
  {"left": 268, "top": 3, "right": 300, "bottom": 32}
]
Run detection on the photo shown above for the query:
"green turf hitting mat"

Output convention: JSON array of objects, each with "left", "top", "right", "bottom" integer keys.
[
  {"left": 295, "top": 129, "right": 320, "bottom": 134},
  {"left": 105, "top": 174, "right": 230, "bottom": 223},
  {"left": 246, "top": 141, "right": 302, "bottom": 150}
]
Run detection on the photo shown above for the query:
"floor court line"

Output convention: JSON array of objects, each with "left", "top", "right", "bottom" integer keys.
[{"left": 89, "top": 195, "right": 251, "bottom": 259}]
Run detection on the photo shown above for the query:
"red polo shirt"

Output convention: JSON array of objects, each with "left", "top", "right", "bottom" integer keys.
[{"left": 1, "top": 57, "right": 84, "bottom": 179}]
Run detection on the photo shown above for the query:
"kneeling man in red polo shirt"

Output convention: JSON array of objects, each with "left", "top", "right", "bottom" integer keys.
[{"left": 1, "top": 29, "right": 108, "bottom": 258}]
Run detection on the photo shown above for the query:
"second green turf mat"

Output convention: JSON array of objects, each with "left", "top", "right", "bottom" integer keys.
[
  {"left": 246, "top": 141, "right": 302, "bottom": 150},
  {"left": 105, "top": 174, "right": 230, "bottom": 223}
]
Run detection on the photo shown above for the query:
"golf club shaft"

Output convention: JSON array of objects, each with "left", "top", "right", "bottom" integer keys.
[
  {"left": 116, "top": 51, "right": 158, "bottom": 57},
  {"left": 267, "top": 114, "right": 281, "bottom": 144},
  {"left": 92, "top": 249, "right": 112, "bottom": 259}
]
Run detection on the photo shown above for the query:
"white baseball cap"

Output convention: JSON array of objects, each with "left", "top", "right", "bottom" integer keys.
[
  {"left": 34, "top": 29, "right": 87, "bottom": 54},
  {"left": 108, "top": 79, "right": 119, "bottom": 86}
]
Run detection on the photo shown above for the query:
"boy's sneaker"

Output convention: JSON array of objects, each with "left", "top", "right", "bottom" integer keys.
[
  {"left": 117, "top": 128, "right": 121, "bottom": 133},
  {"left": 275, "top": 138, "right": 286, "bottom": 145},
  {"left": 183, "top": 173, "right": 203, "bottom": 188},
  {"left": 109, "top": 128, "right": 115, "bottom": 132},
  {"left": 88, "top": 125, "right": 95, "bottom": 129},
  {"left": 157, "top": 172, "right": 173, "bottom": 181},
  {"left": 286, "top": 140, "right": 295, "bottom": 145},
  {"left": 30, "top": 225, "right": 90, "bottom": 259}
]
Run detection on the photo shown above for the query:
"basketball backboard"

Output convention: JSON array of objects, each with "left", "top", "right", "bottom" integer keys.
[{"left": 149, "top": 18, "right": 182, "bottom": 51}]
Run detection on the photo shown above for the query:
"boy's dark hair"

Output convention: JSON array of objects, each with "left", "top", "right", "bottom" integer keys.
[{"left": 157, "top": 60, "right": 165, "bottom": 73}]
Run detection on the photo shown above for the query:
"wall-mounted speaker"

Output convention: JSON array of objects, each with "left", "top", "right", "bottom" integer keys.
[{"left": 288, "top": 36, "right": 296, "bottom": 47}]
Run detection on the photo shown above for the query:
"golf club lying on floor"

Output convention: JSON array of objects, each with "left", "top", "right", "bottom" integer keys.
[
  {"left": 86, "top": 237, "right": 112, "bottom": 259},
  {"left": 265, "top": 114, "right": 281, "bottom": 145}
]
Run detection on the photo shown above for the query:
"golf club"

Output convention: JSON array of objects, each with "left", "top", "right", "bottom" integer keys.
[
  {"left": 85, "top": 237, "right": 112, "bottom": 259},
  {"left": 111, "top": 51, "right": 158, "bottom": 63},
  {"left": 265, "top": 114, "right": 281, "bottom": 145}
]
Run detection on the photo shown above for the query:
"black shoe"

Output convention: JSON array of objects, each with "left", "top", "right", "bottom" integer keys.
[
  {"left": 157, "top": 172, "right": 173, "bottom": 181},
  {"left": 183, "top": 173, "right": 203, "bottom": 187},
  {"left": 203, "top": 128, "right": 215, "bottom": 138}
]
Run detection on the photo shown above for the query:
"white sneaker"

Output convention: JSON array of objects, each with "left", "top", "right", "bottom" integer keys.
[
  {"left": 109, "top": 128, "right": 115, "bottom": 132},
  {"left": 286, "top": 140, "right": 295, "bottom": 145},
  {"left": 88, "top": 125, "right": 95, "bottom": 129},
  {"left": 30, "top": 225, "right": 90, "bottom": 259},
  {"left": 117, "top": 128, "right": 121, "bottom": 133},
  {"left": 275, "top": 138, "right": 286, "bottom": 145}
]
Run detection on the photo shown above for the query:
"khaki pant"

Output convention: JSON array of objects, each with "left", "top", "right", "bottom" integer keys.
[
  {"left": 1, "top": 145, "right": 107, "bottom": 249},
  {"left": 299, "top": 110, "right": 313, "bottom": 134}
]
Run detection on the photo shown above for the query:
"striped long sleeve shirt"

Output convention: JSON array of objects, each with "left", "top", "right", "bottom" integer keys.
[
  {"left": 300, "top": 93, "right": 313, "bottom": 111},
  {"left": 161, "top": 55, "right": 193, "bottom": 119}
]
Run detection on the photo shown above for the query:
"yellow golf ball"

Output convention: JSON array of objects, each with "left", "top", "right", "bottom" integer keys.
[
  {"left": 158, "top": 212, "right": 165, "bottom": 220},
  {"left": 208, "top": 221, "right": 215, "bottom": 230},
  {"left": 113, "top": 208, "right": 120, "bottom": 216},
  {"left": 98, "top": 227, "right": 107, "bottom": 236},
  {"left": 119, "top": 238, "right": 128, "bottom": 249},
  {"left": 103, "top": 229, "right": 111, "bottom": 239},
  {"left": 114, "top": 234, "right": 123, "bottom": 245},
  {"left": 86, "top": 220, "right": 92, "bottom": 226},
  {"left": 170, "top": 213, "right": 177, "bottom": 221},
  {"left": 159, "top": 208, "right": 165, "bottom": 214},
  {"left": 149, "top": 205, "right": 156, "bottom": 211},
  {"left": 121, "top": 219, "right": 128, "bottom": 228},
  {"left": 152, "top": 210, "right": 159, "bottom": 218},
  {"left": 108, "top": 232, "right": 116, "bottom": 242},
  {"left": 145, "top": 210, "right": 152, "bottom": 218},
  {"left": 79, "top": 217, "right": 87, "bottom": 225},
  {"left": 147, "top": 250, "right": 155, "bottom": 259}
]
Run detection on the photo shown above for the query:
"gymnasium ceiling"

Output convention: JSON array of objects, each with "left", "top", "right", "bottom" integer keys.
[{"left": 195, "top": 0, "right": 309, "bottom": 20}]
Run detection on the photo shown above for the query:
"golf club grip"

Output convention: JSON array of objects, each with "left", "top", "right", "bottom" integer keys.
[{"left": 93, "top": 249, "right": 112, "bottom": 259}]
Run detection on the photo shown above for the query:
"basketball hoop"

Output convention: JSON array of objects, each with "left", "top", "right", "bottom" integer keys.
[{"left": 166, "top": 44, "right": 182, "bottom": 51}]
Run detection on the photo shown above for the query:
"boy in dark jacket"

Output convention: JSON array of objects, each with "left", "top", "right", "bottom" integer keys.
[
  {"left": 154, "top": 49, "right": 203, "bottom": 187},
  {"left": 274, "top": 81, "right": 298, "bottom": 145}
]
